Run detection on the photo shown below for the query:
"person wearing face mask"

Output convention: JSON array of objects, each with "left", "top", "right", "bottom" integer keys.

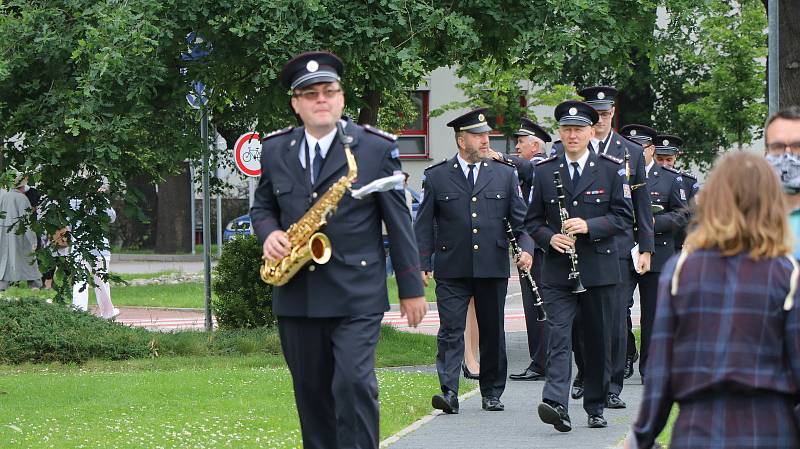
[
  {"left": 765, "top": 106, "right": 800, "bottom": 258},
  {"left": 415, "top": 108, "right": 534, "bottom": 414}
]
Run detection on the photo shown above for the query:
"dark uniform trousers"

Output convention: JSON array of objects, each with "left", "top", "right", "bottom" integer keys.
[
  {"left": 250, "top": 119, "right": 424, "bottom": 449},
  {"left": 279, "top": 314, "right": 382, "bottom": 449},
  {"left": 522, "top": 249, "right": 548, "bottom": 372},
  {"left": 436, "top": 278, "right": 508, "bottom": 397},
  {"left": 637, "top": 164, "right": 687, "bottom": 377},
  {"left": 526, "top": 150, "right": 634, "bottom": 415},
  {"left": 569, "top": 135, "right": 654, "bottom": 398},
  {"left": 505, "top": 153, "right": 549, "bottom": 373},
  {"left": 415, "top": 155, "right": 534, "bottom": 399}
]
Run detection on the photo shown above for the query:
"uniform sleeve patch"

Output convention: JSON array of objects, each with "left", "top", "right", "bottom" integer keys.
[
  {"left": 390, "top": 147, "right": 400, "bottom": 159},
  {"left": 679, "top": 188, "right": 687, "bottom": 201},
  {"left": 618, "top": 168, "right": 626, "bottom": 177}
]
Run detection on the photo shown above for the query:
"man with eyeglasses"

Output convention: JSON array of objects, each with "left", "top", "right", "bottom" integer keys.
[
  {"left": 250, "top": 51, "right": 427, "bottom": 449},
  {"left": 765, "top": 106, "right": 800, "bottom": 258}
]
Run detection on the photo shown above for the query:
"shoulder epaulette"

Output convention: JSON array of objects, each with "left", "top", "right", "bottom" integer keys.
[
  {"left": 492, "top": 157, "right": 516, "bottom": 168},
  {"left": 261, "top": 126, "right": 293, "bottom": 142},
  {"left": 424, "top": 159, "right": 447, "bottom": 171},
  {"left": 535, "top": 155, "right": 558, "bottom": 166},
  {"left": 661, "top": 165, "right": 681, "bottom": 175},
  {"left": 680, "top": 171, "right": 697, "bottom": 180},
  {"left": 363, "top": 124, "right": 397, "bottom": 142},
  {"left": 599, "top": 153, "right": 623, "bottom": 164}
]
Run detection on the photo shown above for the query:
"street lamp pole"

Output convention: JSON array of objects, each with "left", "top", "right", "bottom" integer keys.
[
  {"left": 768, "top": 0, "right": 779, "bottom": 114},
  {"left": 201, "top": 108, "right": 213, "bottom": 332}
]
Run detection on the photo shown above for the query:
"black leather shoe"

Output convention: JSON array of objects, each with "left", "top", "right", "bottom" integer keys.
[
  {"left": 538, "top": 400, "right": 572, "bottom": 432},
  {"left": 606, "top": 393, "right": 627, "bottom": 409},
  {"left": 625, "top": 351, "right": 639, "bottom": 379},
  {"left": 571, "top": 376, "right": 584, "bottom": 400},
  {"left": 481, "top": 396, "right": 504, "bottom": 411},
  {"left": 432, "top": 390, "right": 459, "bottom": 414},
  {"left": 588, "top": 414, "right": 608, "bottom": 428},
  {"left": 461, "top": 362, "right": 480, "bottom": 380},
  {"left": 509, "top": 367, "right": 545, "bottom": 381}
]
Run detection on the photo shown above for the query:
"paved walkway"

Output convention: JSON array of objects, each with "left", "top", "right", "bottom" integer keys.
[
  {"left": 383, "top": 331, "right": 641, "bottom": 449},
  {"left": 109, "top": 255, "right": 643, "bottom": 446}
]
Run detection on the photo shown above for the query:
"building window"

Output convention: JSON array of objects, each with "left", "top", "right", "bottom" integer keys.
[
  {"left": 397, "top": 91, "right": 429, "bottom": 159},
  {"left": 488, "top": 95, "right": 527, "bottom": 154}
]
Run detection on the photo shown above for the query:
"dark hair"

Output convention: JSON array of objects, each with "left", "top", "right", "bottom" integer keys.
[{"left": 765, "top": 106, "right": 800, "bottom": 137}]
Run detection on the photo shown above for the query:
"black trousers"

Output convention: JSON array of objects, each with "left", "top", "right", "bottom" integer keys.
[
  {"left": 435, "top": 277, "right": 508, "bottom": 398},
  {"left": 637, "top": 271, "right": 660, "bottom": 378},
  {"left": 609, "top": 258, "right": 637, "bottom": 395},
  {"left": 542, "top": 284, "right": 614, "bottom": 416},
  {"left": 279, "top": 313, "right": 383, "bottom": 449},
  {"left": 521, "top": 249, "right": 548, "bottom": 373}
]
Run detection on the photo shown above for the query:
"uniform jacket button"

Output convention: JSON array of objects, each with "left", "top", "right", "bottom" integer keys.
[
  {"left": 360, "top": 260, "right": 367, "bottom": 266},
  {"left": 309, "top": 265, "right": 316, "bottom": 272},
  {"left": 573, "top": 200, "right": 578, "bottom": 206},
  {"left": 473, "top": 228, "right": 478, "bottom": 234},
  {"left": 472, "top": 197, "right": 477, "bottom": 202},
  {"left": 606, "top": 249, "right": 611, "bottom": 253},
  {"left": 442, "top": 246, "right": 446, "bottom": 250},
  {"left": 472, "top": 212, "right": 477, "bottom": 218},
  {"left": 473, "top": 244, "right": 479, "bottom": 250},
  {"left": 312, "top": 192, "right": 318, "bottom": 198}
]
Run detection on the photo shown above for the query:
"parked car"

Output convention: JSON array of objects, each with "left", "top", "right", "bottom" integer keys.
[{"left": 223, "top": 214, "right": 253, "bottom": 242}]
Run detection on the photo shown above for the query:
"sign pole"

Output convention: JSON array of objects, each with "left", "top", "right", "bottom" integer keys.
[{"left": 201, "top": 108, "right": 213, "bottom": 332}]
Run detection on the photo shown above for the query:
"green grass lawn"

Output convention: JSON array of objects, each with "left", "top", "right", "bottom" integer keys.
[
  {"left": 387, "top": 276, "right": 437, "bottom": 303},
  {"left": 0, "top": 355, "right": 449, "bottom": 449},
  {"left": 2, "top": 274, "right": 435, "bottom": 309}
]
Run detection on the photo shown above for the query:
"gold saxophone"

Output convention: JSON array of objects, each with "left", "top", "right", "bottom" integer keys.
[{"left": 260, "top": 122, "right": 358, "bottom": 286}]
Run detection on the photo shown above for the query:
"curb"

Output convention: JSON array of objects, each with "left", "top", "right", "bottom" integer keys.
[
  {"left": 379, "top": 387, "right": 481, "bottom": 448},
  {"left": 112, "top": 254, "right": 207, "bottom": 262}
]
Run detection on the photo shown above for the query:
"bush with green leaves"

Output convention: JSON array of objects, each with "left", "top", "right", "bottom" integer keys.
[
  {"left": 0, "top": 297, "right": 155, "bottom": 364},
  {"left": 0, "top": 297, "right": 285, "bottom": 364},
  {"left": 212, "top": 234, "right": 275, "bottom": 329}
]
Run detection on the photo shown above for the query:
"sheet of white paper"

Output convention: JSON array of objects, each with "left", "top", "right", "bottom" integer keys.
[{"left": 350, "top": 174, "right": 405, "bottom": 200}]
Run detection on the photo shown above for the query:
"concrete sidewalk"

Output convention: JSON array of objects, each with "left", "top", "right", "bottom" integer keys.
[{"left": 384, "top": 332, "right": 640, "bottom": 449}]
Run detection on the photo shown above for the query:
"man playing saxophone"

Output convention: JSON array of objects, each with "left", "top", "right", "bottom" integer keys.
[
  {"left": 250, "top": 51, "right": 427, "bottom": 449},
  {"left": 526, "top": 100, "right": 633, "bottom": 431}
]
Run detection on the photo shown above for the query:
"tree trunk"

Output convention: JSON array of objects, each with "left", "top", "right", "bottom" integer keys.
[
  {"left": 779, "top": 0, "right": 800, "bottom": 108},
  {"left": 357, "top": 89, "right": 381, "bottom": 125},
  {"left": 155, "top": 162, "right": 192, "bottom": 253},
  {"left": 115, "top": 174, "right": 157, "bottom": 249}
]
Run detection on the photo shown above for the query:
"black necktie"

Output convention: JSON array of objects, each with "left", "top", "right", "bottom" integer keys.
[
  {"left": 571, "top": 161, "right": 581, "bottom": 185},
  {"left": 311, "top": 143, "right": 323, "bottom": 183},
  {"left": 467, "top": 164, "right": 475, "bottom": 189}
]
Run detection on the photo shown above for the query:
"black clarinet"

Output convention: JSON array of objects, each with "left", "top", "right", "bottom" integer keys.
[
  {"left": 553, "top": 170, "right": 587, "bottom": 293},
  {"left": 503, "top": 218, "right": 546, "bottom": 321}
]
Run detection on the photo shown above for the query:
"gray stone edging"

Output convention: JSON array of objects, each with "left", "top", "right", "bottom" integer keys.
[{"left": 112, "top": 253, "right": 206, "bottom": 262}]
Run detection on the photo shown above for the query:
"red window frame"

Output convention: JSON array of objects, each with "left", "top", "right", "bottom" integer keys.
[{"left": 397, "top": 90, "right": 430, "bottom": 159}]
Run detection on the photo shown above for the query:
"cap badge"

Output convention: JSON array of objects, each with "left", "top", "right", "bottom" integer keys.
[
  {"left": 568, "top": 107, "right": 578, "bottom": 116},
  {"left": 478, "top": 113, "right": 485, "bottom": 122},
  {"left": 597, "top": 92, "right": 606, "bottom": 100},
  {"left": 306, "top": 60, "right": 319, "bottom": 72},
  {"left": 663, "top": 139, "right": 669, "bottom": 146},
  {"left": 630, "top": 130, "right": 637, "bottom": 136}
]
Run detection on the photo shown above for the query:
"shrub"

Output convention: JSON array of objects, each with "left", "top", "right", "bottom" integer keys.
[
  {"left": 212, "top": 235, "right": 275, "bottom": 329},
  {"left": 0, "top": 297, "right": 284, "bottom": 364},
  {"left": 0, "top": 297, "right": 154, "bottom": 364}
]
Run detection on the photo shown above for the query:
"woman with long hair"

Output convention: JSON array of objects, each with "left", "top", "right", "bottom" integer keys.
[{"left": 626, "top": 152, "right": 800, "bottom": 448}]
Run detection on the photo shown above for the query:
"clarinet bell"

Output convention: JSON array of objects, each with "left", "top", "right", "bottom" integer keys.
[{"left": 571, "top": 276, "right": 587, "bottom": 294}]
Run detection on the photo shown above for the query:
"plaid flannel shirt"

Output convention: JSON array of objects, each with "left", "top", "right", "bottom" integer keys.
[{"left": 629, "top": 249, "right": 800, "bottom": 449}]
